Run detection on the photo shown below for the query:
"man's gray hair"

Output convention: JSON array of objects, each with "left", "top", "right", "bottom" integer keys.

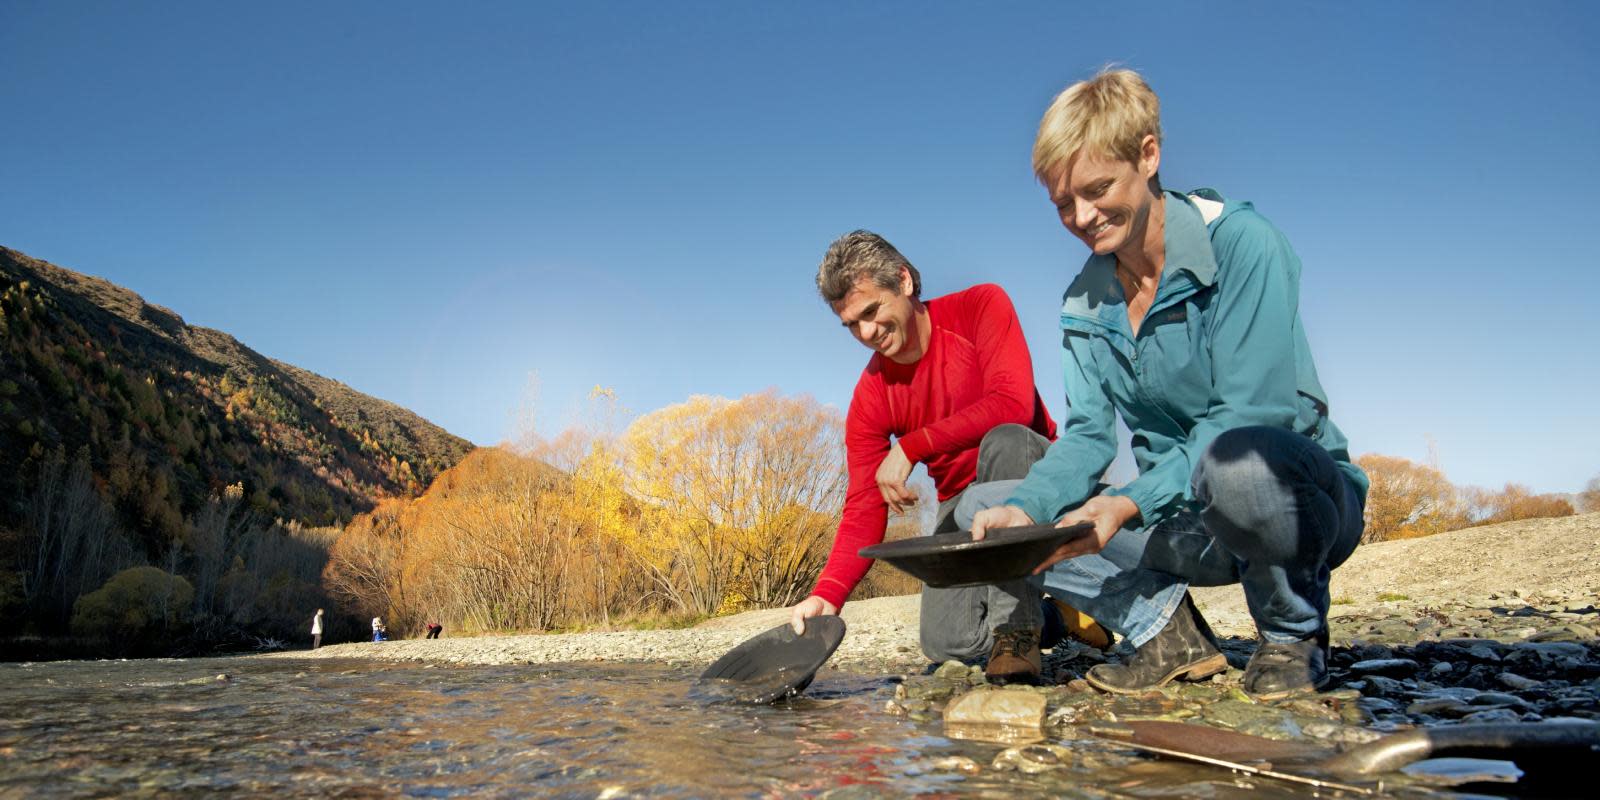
[{"left": 816, "top": 230, "right": 922, "bottom": 305}]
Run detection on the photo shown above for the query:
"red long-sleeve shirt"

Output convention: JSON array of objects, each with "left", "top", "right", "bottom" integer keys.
[{"left": 811, "top": 284, "right": 1056, "bottom": 608}]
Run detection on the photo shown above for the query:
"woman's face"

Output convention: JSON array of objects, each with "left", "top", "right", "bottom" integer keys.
[{"left": 1044, "top": 136, "right": 1161, "bottom": 257}]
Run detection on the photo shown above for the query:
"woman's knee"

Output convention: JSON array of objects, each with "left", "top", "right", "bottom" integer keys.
[{"left": 1194, "top": 426, "right": 1322, "bottom": 507}]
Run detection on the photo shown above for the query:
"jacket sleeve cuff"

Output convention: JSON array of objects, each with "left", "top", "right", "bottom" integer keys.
[
  {"left": 1006, "top": 482, "right": 1060, "bottom": 526},
  {"left": 812, "top": 578, "right": 852, "bottom": 610},
  {"left": 1103, "top": 482, "right": 1168, "bottom": 527}
]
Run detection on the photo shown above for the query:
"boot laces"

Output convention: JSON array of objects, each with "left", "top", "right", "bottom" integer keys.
[{"left": 994, "top": 628, "right": 1038, "bottom": 659}]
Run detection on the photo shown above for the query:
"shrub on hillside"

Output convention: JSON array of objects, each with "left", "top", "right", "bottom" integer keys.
[{"left": 70, "top": 566, "right": 193, "bottom": 647}]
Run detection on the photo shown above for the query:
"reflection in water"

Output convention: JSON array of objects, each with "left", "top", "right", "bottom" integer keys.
[{"left": 0, "top": 658, "right": 1481, "bottom": 798}]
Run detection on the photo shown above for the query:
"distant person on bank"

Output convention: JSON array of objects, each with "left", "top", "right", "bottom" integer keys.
[
  {"left": 968, "top": 69, "right": 1368, "bottom": 700},
  {"left": 786, "top": 230, "right": 1110, "bottom": 685},
  {"left": 425, "top": 621, "right": 443, "bottom": 639},
  {"left": 311, "top": 608, "right": 323, "bottom": 650},
  {"left": 371, "top": 616, "right": 386, "bottom": 643}
]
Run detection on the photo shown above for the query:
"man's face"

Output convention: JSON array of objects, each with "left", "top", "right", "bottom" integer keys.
[
  {"left": 832, "top": 269, "right": 921, "bottom": 363},
  {"left": 1044, "top": 138, "right": 1160, "bottom": 256}
]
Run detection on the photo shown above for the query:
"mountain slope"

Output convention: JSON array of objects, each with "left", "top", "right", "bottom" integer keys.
[{"left": 0, "top": 245, "right": 474, "bottom": 549}]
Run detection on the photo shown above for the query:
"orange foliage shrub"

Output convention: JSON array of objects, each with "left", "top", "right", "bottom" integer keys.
[
  {"left": 1355, "top": 454, "right": 1468, "bottom": 543},
  {"left": 1469, "top": 483, "right": 1576, "bottom": 525},
  {"left": 323, "top": 390, "right": 848, "bottom": 632}
]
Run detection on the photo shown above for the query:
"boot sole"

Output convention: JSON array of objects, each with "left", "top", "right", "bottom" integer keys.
[
  {"left": 1084, "top": 653, "right": 1228, "bottom": 695},
  {"left": 986, "top": 672, "right": 1041, "bottom": 686},
  {"left": 1243, "top": 673, "right": 1331, "bottom": 702}
]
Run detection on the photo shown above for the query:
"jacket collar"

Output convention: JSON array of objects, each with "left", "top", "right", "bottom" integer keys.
[
  {"left": 1162, "top": 190, "right": 1218, "bottom": 288},
  {"left": 1062, "top": 189, "right": 1218, "bottom": 325}
]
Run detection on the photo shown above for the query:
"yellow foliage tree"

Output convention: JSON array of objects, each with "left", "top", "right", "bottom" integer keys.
[{"left": 620, "top": 391, "right": 845, "bottom": 615}]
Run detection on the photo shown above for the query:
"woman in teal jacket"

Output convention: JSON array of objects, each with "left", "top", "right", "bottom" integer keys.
[{"left": 969, "top": 69, "right": 1367, "bottom": 700}]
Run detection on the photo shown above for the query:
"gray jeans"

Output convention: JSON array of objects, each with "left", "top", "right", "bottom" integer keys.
[{"left": 919, "top": 424, "right": 1051, "bottom": 663}]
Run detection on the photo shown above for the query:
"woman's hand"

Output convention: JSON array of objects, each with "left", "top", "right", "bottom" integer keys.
[
  {"left": 789, "top": 595, "right": 839, "bottom": 635},
  {"left": 1033, "top": 495, "right": 1141, "bottom": 573},
  {"left": 969, "top": 505, "right": 1036, "bottom": 540},
  {"left": 875, "top": 443, "right": 918, "bottom": 514}
]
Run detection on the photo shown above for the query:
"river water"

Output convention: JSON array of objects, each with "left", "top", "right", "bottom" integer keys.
[{"left": 0, "top": 657, "right": 1523, "bottom": 798}]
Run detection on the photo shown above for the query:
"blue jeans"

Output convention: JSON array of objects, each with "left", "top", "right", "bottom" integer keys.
[{"left": 954, "top": 426, "right": 1364, "bottom": 647}]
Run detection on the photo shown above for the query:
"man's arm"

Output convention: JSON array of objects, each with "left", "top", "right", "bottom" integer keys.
[{"left": 806, "top": 375, "right": 892, "bottom": 610}]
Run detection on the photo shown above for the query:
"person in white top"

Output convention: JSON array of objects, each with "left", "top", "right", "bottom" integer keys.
[
  {"left": 311, "top": 609, "right": 324, "bottom": 649},
  {"left": 371, "top": 616, "right": 386, "bottom": 642}
]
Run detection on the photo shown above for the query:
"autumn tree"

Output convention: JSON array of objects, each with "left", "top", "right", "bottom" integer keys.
[
  {"left": 1355, "top": 454, "right": 1468, "bottom": 542},
  {"left": 20, "top": 446, "right": 137, "bottom": 624},
  {"left": 323, "top": 498, "right": 411, "bottom": 627},
  {"left": 620, "top": 391, "right": 846, "bottom": 615},
  {"left": 402, "top": 449, "right": 575, "bottom": 632},
  {"left": 1470, "top": 483, "right": 1576, "bottom": 525}
]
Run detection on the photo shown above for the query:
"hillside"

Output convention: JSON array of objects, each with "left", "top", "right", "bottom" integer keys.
[{"left": 0, "top": 245, "right": 474, "bottom": 543}]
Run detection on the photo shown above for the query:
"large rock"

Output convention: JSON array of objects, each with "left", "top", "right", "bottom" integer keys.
[{"left": 943, "top": 688, "right": 1047, "bottom": 744}]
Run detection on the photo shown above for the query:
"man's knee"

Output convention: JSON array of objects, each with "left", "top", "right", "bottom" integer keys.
[
  {"left": 921, "top": 623, "right": 990, "bottom": 664},
  {"left": 976, "top": 424, "right": 1048, "bottom": 482}
]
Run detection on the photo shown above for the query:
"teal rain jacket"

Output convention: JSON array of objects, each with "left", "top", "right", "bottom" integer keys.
[{"left": 1008, "top": 189, "right": 1368, "bottom": 527}]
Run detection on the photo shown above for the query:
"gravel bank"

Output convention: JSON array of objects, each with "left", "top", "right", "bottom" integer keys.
[{"left": 260, "top": 513, "right": 1600, "bottom": 675}]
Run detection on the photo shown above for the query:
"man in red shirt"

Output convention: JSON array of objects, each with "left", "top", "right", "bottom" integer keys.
[{"left": 787, "top": 230, "right": 1105, "bottom": 683}]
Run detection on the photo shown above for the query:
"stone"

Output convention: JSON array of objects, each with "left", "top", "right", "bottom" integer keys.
[
  {"left": 1350, "top": 658, "right": 1422, "bottom": 678},
  {"left": 1406, "top": 698, "right": 1469, "bottom": 716},
  {"left": 990, "top": 743, "right": 1074, "bottom": 774},
  {"left": 1467, "top": 644, "right": 1503, "bottom": 663},
  {"left": 1499, "top": 672, "right": 1542, "bottom": 691},
  {"left": 1358, "top": 675, "right": 1411, "bottom": 696},
  {"left": 1460, "top": 708, "right": 1524, "bottom": 725},
  {"left": 1528, "top": 626, "right": 1596, "bottom": 642},
  {"left": 944, "top": 688, "right": 1047, "bottom": 744},
  {"left": 928, "top": 756, "right": 982, "bottom": 775},
  {"left": 1514, "top": 642, "right": 1590, "bottom": 660},
  {"left": 1472, "top": 692, "right": 1529, "bottom": 708}
]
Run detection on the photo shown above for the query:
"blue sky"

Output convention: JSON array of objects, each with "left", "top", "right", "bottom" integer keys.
[{"left": 3, "top": 1, "right": 1597, "bottom": 495}]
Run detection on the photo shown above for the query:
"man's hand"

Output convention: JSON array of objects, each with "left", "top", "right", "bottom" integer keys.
[
  {"left": 875, "top": 442, "right": 918, "bottom": 514},
  {"left": 1032, "top": 495, "right": 1141, "bottom": 574},
  {"left": 970, "top": 505, "right": 1036, "bottom": 541},
  {"left": 789, "top": 595, "right": 840, "bottom": 635}
]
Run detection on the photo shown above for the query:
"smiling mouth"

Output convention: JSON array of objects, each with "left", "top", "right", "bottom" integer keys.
[{"left": 1087, "top": 220, "right": 1113, "bottom": 237}]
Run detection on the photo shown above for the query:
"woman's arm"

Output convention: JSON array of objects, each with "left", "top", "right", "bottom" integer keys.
[{"left": 1006, "top": 327, "right": 1118, "bottom": 524}]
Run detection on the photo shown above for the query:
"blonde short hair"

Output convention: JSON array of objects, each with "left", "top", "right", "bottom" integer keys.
[{"left": 1032, "top": 68, "right": 1162, "bottom": 183}]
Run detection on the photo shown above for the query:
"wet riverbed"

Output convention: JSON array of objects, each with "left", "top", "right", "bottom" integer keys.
[{"left": 0, "top": 657, "right": 1560, "bottom": 798}]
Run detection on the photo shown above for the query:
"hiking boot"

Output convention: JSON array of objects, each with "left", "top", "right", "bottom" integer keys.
[
  {"left": 1039, "top": 595, "right": 1115, "bottom": 651},
  {"left": 1242, "top": 629, "right": 1330, "bottom": 701},
  {"left": 1084, "top": 593, "right": 1225, "bottom": 694},
  {"left": 984, "top": 625, "right": 1042, "bottom": 685}
]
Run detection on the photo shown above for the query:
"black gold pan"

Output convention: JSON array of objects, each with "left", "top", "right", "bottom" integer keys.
[
  {"left": 858, "top": 522, "right": 1094, "bottom": 588},
  {"left": 696, "top": 616, "right": 847, "bottom": 705}
]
